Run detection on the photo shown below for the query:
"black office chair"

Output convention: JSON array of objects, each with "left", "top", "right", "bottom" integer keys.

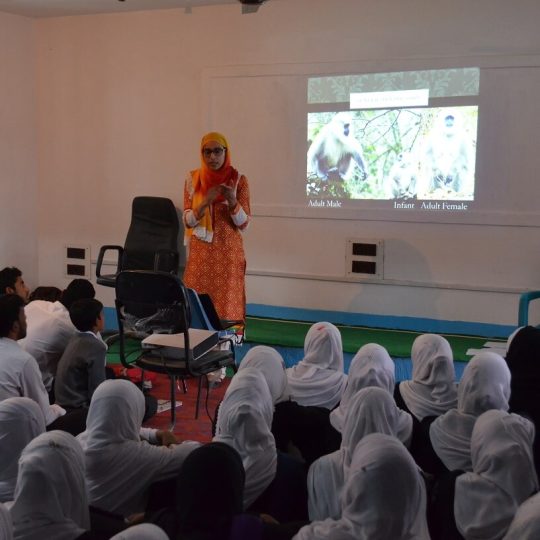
[
  {"left": 96, "top": 196, "right": 180, "bottom": 288},
  {"left": 115, "top": 270, "right": 235, "bottom": 427}
]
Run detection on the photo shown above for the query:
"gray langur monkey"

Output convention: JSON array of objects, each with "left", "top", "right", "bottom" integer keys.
[
  {"left": 424, "top": 110, "right": 471, "bottom": 194},
  {"left": 307, "top": 112, "right": 368, "bottom": 182},
  {"left": 385, "top": 152, "right": 418, "bottom": 199}
]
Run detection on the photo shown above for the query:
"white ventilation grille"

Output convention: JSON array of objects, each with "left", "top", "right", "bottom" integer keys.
[
  {"left": 63, "top": 245, "right": 91, "bottom": 278},
  {"left": 346, "top": 239, "right": 384, "bottom": 280}
]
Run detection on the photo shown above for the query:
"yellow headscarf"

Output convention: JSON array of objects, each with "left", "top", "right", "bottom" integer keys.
[{"left": 188, "top": 132, "right": 238, "bottom": 241}]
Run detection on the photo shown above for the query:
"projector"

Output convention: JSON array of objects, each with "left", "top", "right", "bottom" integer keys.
[{"left": 238, "top": 0, "right": 267, "bottom": 13}]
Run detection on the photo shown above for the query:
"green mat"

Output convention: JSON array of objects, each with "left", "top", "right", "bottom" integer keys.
[{"left": 245, "top": 316, "right": 505, "bottom": 362}]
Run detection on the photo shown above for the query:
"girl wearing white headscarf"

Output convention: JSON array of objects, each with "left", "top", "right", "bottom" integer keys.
[
  {"left": 110, "top": 524, "right": 168, "bottom": 539},
  {"left": 77, "top": 379, "right": 200, "bottom": 517},
  {"left": 0, "top": 398, "right": 46, "bottom": 503},
  {"left": 0, "top": 503, "right": 12, "bottom": 540},
  {"left": 286, "top": 322, "right": 347, "bottom": 410},
  {"left": 10, "top": 430, "right": 90, "bottom": 540},
  {"left": 503, "top": 492, "right": 540, "bottom": 540},
  {"left": 397, "top": 334, "right": 458, "bottom": 421},
  {"left": 308, "top": 387, "right": 413, "bottom": 521},
  {"left": 330, "top": 343, "right": 395, "bottom": 432},
  {"left": 454, "top": 410, "right": 538, "bottom": 540},
  {"left": 239, "top": 346, "right": 341, "bottom": 464},
  {"left": 213, "top": 368, "right": 277, "bottom": 509},
  {"left": 429, "top": 351, "right": 511, "bottom": 472},
  {"left": 295, "top": 433, "right": 430, "bottom": 540}
]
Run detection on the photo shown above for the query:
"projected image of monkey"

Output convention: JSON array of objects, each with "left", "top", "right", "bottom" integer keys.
[
  {"left": 384, "top": 151, "right": 418, "bottom": 199},
  {"left": 422, "top": 110, "right": 472, "bottom": 198},
  {"left": 307, "top": 112, "right": 368, "bottom": 184}
]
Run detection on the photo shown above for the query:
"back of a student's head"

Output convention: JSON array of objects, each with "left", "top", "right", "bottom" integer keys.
[
  {"left": 0, "top": 267, "right": 22, "bottom": 294},
  {"left": 29, "top": 286, "right": 62, "bottom": 303},
  {"left": 61, "top": 279, "right": 96, "bottom": 309},
  {"left": 0, "top": 294, "right": 25, "bottom": 338},
  {"left": 69, "top": 299, "right": 103, "bottom": 332}
]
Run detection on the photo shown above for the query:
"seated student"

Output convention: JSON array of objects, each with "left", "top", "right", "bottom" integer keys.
[
  {"left": 214, "top": 368, "right": 308, "bottom": 523},
  {"left": 0, "top": 294, "right": 87, "bottom": 436},
  {"left": 0, "top": 398, "right": 46, "bottom": 503},
  {"left": 505, "top": 325, "right": 540, "bottom": 473},
  {"left": 428, "top": 409, "right": 538, "bottom": 540},
  {"left": 10, "top": 430, "right": 125, "bottom": 540},
  {"left": 286, "top": 322, "right": 347, "bottom": 410},
  {"left": 78, "top": 379, "right": 200, "bottom": 518},
  {"left": 55, "top": 299, "right": 107, "bottom": 410},
  {"left": 307, "top": 387, "right": 413, "bottom": 522},
  {"left": 238, "top": 346, "right": 341, "bottom": 465},
  {"left": 19, "top": 278, "right": 96, "bottom": 393},
  {"left": 503, "top": 492, "right": 540, "bottom": 540},
  {"left": 0, "top": 266, "right": 30, "bottom": 302},
  {"left": 429, "top": 351, "right": 511, "bottom": 474},
  {"left": 294, "top": 433, "right": 430, "bottom": 540},
  {"left": 109, "top": 524, "right": 168, "bottom": 539},
  {"left": 329, "top": 343, "right": 397, "bottom": 432},
  {"left": 394, "top": 333, "right": 458, "bottom": 422}
]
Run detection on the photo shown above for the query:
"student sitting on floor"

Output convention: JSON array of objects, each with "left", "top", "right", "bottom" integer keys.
[
  {"left": 286, "top": 322, "right": 347, "bottom": 410},
  {"left": 0, "top": 398, "right": 46, "bottom": 504},
  {"left": 54, "top": 299, "right": 107, "bottom": 410},
  {"left": 428, "top": 351, "right": 511, "bottom": 474},
  {"left": 294, "top": 433, "right": 430, "bottom": 540},
  {"left": 0, "top": 294, "right": 87, "bottom": 436},
  {"left": 307, "top": 386, "right": 412, "bottom": 522},
  {"left": 78, "top": 379, "right": 199, "bottom": 518},
  {"left": 237, "top": 346, "right": 341, "bottom": 466}
]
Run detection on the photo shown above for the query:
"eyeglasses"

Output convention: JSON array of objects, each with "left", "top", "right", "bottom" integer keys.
[{"left": 202, "top": 147, "right": 226, "bottom": 157}]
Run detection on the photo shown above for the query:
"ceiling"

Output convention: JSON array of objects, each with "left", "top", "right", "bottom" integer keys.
[{"left": 0, "top": 0, "right": 249, "bottom": 18}]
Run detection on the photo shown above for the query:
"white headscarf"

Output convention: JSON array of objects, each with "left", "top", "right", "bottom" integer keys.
[
  {"left": 10, "top": 430, "right": 90, "bottom": 540},
  {"left": 399, "top": 334, "right": 458, "bottom": 421},
  {"left": 429, "top": 351, "right": 511, "bottom": 471},
  {"left": 213, "top": 368, "right": 277, "bottom": 509},
  {"left": 0, "top": 398, "right": 46, "bottom": 503},
  {"left": 77, "top": 379, "right": 199, "bottom": 516},
  {"left": 455, "top": 410, "right": 538, "bottom": 540},
  {"left": 308, "top": 387, "right": 413, "bottom": 521},
  {"left": 239, "top": 346, "right": 290, "bottom": 403},
  {"left": 0, "top": 503, "right": 13, "bottom": 540},
  {"left": 296, "top": 433, "right": 430, "bottom": 540},
  {"left": 286, "top": 322, "right": 347, "bottom": 410},
  {"left": 110, "top": 524, "right": 168, "bottom": 539},
  {"left": 330, "top": 343, "right": 395, "bottom": 432},
  {"left": 503, "top": 492, "right": 540, "bottom": 540}
]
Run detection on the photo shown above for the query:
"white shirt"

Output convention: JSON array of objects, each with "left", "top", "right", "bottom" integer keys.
[
  {"left": 19, "top": 301, "right": 76, "bottom": 390},
  {"left": 0, "top": 338, "right": 65, "bottom": 426},
  {"left": 77, "top": 379, "right": 200, "bottom": 516}
]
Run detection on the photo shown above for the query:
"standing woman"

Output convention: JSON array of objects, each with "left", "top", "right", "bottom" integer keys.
[{"left": 183, "top": 132, "right": 251, "bottom": 326}]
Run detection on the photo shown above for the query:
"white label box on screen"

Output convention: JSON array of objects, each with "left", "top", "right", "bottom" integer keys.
[{"left": 141, "top": 329, "right": 219, "bottom": 360}]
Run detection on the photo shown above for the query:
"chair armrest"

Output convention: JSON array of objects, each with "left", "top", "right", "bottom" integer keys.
[
  {"left": 96, "top": 245, "right": 124, "bottom": 278},
  {"left": 518, "top": 290, "right": 540, "bottom": 326}
]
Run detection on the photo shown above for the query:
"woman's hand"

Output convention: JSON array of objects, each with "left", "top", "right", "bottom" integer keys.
[{"left": 220, "top": 183, "right": 237, "bottom": 208}]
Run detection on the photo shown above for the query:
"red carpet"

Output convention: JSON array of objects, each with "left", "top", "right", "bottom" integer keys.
[{"left": 142, "top": 373, "right": 231, "bottom": 442}]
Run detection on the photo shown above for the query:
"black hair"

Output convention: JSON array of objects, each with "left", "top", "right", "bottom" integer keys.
[
  {"left": 61, "top": 279, "right": 96, "bottom": 309},
  {"left": 69, "top": 298, "right": 104, "bottom": 332},
  {"left": 29, "top": 286, "right": 63, "bottom": 303},
  {"left": 0, "top": 294, "right": 25, "bottom": 337},
  {"left": 0, "top": 267, "right": 22, "bottom": 294}
]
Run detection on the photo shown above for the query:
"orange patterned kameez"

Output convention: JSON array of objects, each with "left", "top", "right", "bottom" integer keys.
[{"left": 183, "top": 173, "right": 250, "bottom": 323}]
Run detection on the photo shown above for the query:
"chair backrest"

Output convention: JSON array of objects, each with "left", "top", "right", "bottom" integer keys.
[
  {"left": 122, "top": 196, "right": 180, "bottom": 273},
  {"left": 115, "top": 270, "right": 191, "bottom": 337}
]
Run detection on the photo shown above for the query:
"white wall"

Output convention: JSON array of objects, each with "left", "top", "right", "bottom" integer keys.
[
  {"left": 0, "top": 12, "right": 38, "bottom": 288},
  {"left": 22, "top": 0, "right": 540, "bottom": 325}
]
